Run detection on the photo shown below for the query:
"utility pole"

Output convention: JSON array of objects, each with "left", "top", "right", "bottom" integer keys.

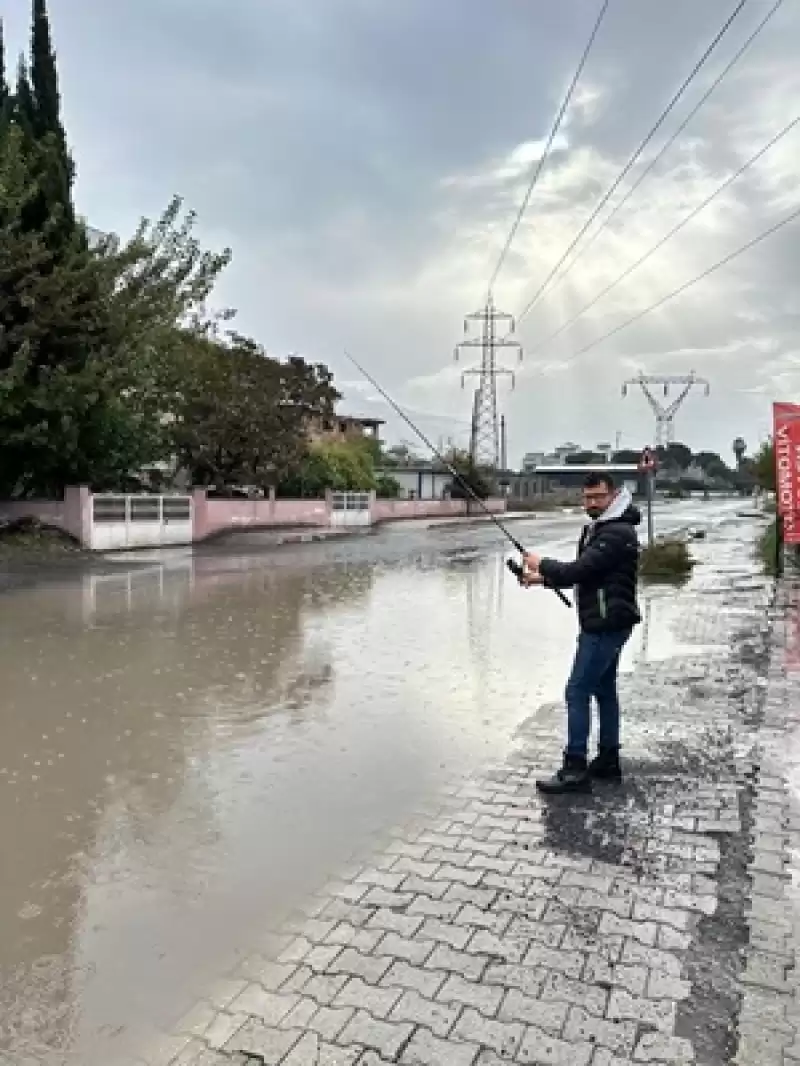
[
  {"left": 500, "top": 415, "right": 508, "bottom": 471},
  {"left": 455, "top": 295, "right": 522, "bottom": 469},
  {"left": 622, "top": 371, "right": 710, "bottom": 447}
]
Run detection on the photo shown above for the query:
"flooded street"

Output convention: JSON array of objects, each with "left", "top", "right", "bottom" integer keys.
[{"left": 0, "top": 499, "right": 749, "bottom": 1064}]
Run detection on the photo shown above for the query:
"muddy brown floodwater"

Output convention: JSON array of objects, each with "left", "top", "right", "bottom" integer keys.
[{"left": 0, "top": 499, "right": 746, "bottom": 1064}]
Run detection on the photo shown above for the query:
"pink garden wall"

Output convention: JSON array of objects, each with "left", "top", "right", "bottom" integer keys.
[
  {"left": 0, "top": 487, "right": 507, "bottom": 549},
  {"left": 0, "top": 486, "right": 91, "bottom": 544},
  {"left": 192, "top": 490, "right": 331, "bottom": 541},
  {"left": 371, "top": 498, "right": 505, "bottom": 522}
]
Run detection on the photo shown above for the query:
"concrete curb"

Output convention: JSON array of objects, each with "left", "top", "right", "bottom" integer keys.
[{"left": 732, "top": 588, "right": 800, "bottom": 1065}]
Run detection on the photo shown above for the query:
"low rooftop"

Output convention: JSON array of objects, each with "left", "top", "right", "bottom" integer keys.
[{"left": 516, "top": 464, "right": 640, "bottom": 474}]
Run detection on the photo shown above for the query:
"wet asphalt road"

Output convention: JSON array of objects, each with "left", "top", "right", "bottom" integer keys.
[{"left": 0, "top": 498, "right": 752, "bottom": 1063}]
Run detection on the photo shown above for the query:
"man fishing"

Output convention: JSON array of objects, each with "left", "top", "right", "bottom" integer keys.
[{"left": 522, "top": 472, "right": 642, "bottom": 794}]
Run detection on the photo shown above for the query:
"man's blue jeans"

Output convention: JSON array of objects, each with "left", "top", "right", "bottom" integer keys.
[{"left": 565, "top": 629, "right": 632, "bottom": 758}]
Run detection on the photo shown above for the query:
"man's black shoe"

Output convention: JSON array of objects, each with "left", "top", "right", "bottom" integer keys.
[
  {"left": 535, "top": 754, "right": 592, "bottom": 795},
  {"left": 588, "top": 746, "right": 622, "bottom": 781}
]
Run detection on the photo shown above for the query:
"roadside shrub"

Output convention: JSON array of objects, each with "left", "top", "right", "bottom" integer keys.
[
  {"left": 0, "top": 517, "right": 81, "bottom": 557},
  {"left": 757, "top": 518, "right": 800, "bottom": 576},
  {"left": 639, "top": 538, "right": 695, "bottom": 581}
]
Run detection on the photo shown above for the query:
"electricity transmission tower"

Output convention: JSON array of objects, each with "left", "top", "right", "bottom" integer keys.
[
  {"left": 454, "top": 296, "right": 522, "bottom": 469},
  {"left": 621, "top": 370, "right": 710, "bottom": 447}
]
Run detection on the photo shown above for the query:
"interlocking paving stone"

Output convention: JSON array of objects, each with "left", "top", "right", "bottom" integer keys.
[
  {"left": 516, "top": 1024, "right": 594, "bottom": 1065},
  {"left": 226, "top": 986, "right": 298, "bottom": 1024},
  {"left": 424, "top": 944, "right": 490, "bottom": 982},
  {"left": 389, "top": 989, "right": 460, "bottom": 1038},
  {"left": 400, "top": 1027, "right": 480, "bottom": 1065},
  {"left": 451, "top": 1007, "right": 524, "bottom": 1056},
  {"left": 223, "top": 1018, "right": 302, "bottom": 1062},
  {"left": 332, "top": 976, "right": 402, "bottom": 1018},
  {"left": 437, "top": 973, "right": 503, "bottom": 1016},
  {"left": 337, "top": 1008, "right": 413, "bottom": 1058},
  {"left": 380, "top": 960, "right": 448, "bottom": 999},
  {"left": 283, "top": 1034, "right": 361, "bottom": 1064}
]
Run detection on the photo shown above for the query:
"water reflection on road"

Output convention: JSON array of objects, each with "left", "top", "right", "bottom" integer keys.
[{"left": 0, "top": 499, "right": 746, "bottom": 1063}]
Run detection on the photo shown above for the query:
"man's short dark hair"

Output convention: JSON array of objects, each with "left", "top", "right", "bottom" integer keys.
[{"left": 584, "top": 471, "right": 615, "bottom": 491}]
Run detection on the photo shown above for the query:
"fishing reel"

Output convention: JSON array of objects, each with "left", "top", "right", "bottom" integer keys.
[
  {"left": 507, "top": 556, "right": 572, "bottom": 608},
  {"left": 506, "top": 557, "right": 525, "bottom": 583}
]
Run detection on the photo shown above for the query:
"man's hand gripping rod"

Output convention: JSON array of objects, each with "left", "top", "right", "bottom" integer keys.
[{"left": 343, "top": 352, "right": 572, "bottom": 609}]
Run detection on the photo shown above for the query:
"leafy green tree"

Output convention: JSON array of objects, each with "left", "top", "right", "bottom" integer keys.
[
  {"left": 654, "top": 443, "right": 693, "bottom": 470},
  {"left": 355, "top": 435, "right": 382, "bottom": 466},
  {"left": 280, "top": 438, "right": 377, "bottom": 497},
  {"left": 174, "top": 336, "right": 340, "bottom": 491},
  {"left": 92, "top": 195, "right": 234, "bottom": 436},
  {"left": 693, "top": 450, "right": 732, "bottom": 482},
  {"left": 753, "top": 439, "right": 775, "bottom": 492},
  {"left": 663, "top": 442, "right": 693, "bottom": 470},
  {"left": 442, "top": 448, "right": 491, "bottom": 499},
  {"left": 376, "top": 473, "right": 401, "bottom": 498}
]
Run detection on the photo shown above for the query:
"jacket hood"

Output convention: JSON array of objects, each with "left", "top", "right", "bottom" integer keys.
[{"left": 594, "top": 487, "right": 641, "bottom": 527}]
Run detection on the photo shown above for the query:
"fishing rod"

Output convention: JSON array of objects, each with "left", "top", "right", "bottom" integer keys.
[{"left": 343, "top": 351, "right": 572, "bottom": 609}]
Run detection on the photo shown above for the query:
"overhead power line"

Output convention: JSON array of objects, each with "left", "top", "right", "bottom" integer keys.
[
  {"left": 527, "top": 112, "right": 800, "bottom": 356},
  {"left": 558, "top": 201, "right": 800, "bottom": 365},
  {"left": 485, "top": 0, "right": 611, "bottom": 298},
  {"left": 522, "top": 0, "right": 785, "bottom": 308},
  {"left": 514, "top": 0, "right": 751, "bottom": 325}
]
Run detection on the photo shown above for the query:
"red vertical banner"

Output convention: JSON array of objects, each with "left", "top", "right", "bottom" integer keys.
[{"left": 773, "top": 402, "right": 800, "bottom": 544}]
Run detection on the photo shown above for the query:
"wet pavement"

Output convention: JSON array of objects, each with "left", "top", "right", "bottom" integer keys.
[{"left": 1, "top": 499, "right": 794, "bottom": 1065}]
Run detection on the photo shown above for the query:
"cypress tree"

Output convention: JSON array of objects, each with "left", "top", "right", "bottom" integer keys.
[
  {"left": 0, "top": 20, "right": 9, "bottom": 128},
  {"left": 29, "top": 0, "right": 75, "bottom": 232},
  {"left": 31, "top": 1, "right": 64, "bottom": 143},
  {"left": 14, "top": 54, "right": 74, "bottom": 245},
  {"left": 14, "top": 56, "right": 36, "bottom": 138}
]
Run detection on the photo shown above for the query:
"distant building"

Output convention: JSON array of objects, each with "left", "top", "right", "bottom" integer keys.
[
  {"left": 379, "top": 466, "right": 453, "bottom": 500},
  {"left": 306, "top": 413, "right": 384, "bottom": 444},
  {"left": 508, "top": 464, "right": 644, "bottom": 502},
  {"left": 596, "top": 442, "right": 614, "bottom": 462},
  {"left": 521, "top": 441, "right": 617, "bottom": 469},
  {"left": 522, "top": 451, "right": 546, "bottom": 472},
  {"left": 552, "top": 442, "right": 582, "bottom": 464}
]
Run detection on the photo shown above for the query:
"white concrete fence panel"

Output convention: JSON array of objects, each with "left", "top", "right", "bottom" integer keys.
[{"left": 90, "top": 494, "right": 193, "bottom": 551}]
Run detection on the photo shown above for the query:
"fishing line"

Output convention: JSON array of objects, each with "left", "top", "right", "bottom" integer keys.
[{"left": 343, "top": 351, "right": 572, "bottom": 608}]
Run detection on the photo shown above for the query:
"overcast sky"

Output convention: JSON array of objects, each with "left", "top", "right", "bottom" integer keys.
[{"left": 6, "top": 0, "right": 799, "bottom": 464}]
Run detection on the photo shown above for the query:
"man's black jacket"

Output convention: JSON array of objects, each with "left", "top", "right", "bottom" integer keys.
[{"left": 538, "top": 494, "right": 642, "bottom": 634}]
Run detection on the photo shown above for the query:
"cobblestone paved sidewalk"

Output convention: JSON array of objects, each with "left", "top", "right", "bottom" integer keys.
[{"left": 136, "top": 567, "right": 800, "bottom": 1066}]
